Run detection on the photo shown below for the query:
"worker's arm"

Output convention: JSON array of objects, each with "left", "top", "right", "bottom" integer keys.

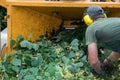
[{"left": 88, "top": 42, "right": 102, "bottom": 74}]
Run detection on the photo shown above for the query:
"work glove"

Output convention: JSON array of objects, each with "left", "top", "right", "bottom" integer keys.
[
  {"left": 101, "top": 58, "right": 113, "bottom": 71},
  {"left": 91, "top": 69, "right": 106, "bottom": 77},
  {"left": 101, "top": 62, "right": 114, "bottom": 75},
  {"left": 91, "top": 68, "right": 105, "bottom": 77},
  {"left": 91, "top": 69, "right": 100, "bottom": 76},
  {"left": 91, "top": 62, "right": 107, "bottom": 77}
]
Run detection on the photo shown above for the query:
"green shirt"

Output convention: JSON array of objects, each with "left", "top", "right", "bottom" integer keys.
[{"left": 85, "top": 18, "right": 120, "bottom": 52}]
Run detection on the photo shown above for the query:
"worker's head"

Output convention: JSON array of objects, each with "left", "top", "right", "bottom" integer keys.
[{"left": 83, "top": 5, "right": 107, "bottom": 26}]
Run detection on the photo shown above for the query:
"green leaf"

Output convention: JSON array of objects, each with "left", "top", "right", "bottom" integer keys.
[
  {"left": 73, "top": 46, "right": 79, "bottom": 51},
  {"left": 20, "top": 40, "right": 27, "bottom": 48},
  {"left": 45, "top": 63, "right": 56, "bottom": 76},
  {"left": 36, "top": 76, "right": 42, "bottom": 79},
  {"left": 55, "top": 72, "right": 63, "bottom": 80},
  {"left": 31, "top": 57, "right": 38, "bottom": 67},
  {"left": 38, "top": 54, "right": 43, "bottom": 65},
  {"left": 79, "top": 50, "right": 84, "bottom": 57},
  {"left": 68, "top": 65, "right": 78, "bottom": 73},
  {"left": 74, "top": 62, "right": 84, "bottom": 68},
  {"left": 29, "top": 67, "right": 38, "bottom": 75},
  {"left": 12, "top": 59, "right": 21, "bottom": 66},
  {"left": 12, "top": 66, "right": 20, "bottom": 73},
  {"left": 10, "top": 40, "right": 16, "bottom": 48},
  {"left": 68, "top": 51, "right": 75, "bottom": 58},
  {"left": 24, "top": 75, "right": 35, "bottom": 80},
  {"left": 70, "top": 39, "right": 79, "bottom": 46},
  {"left": 3, "top": 72, "right": 9, "bottom": 80},
  {"left": 38, "top": 42, "right": 43, "bottom": 46},
  {"left": 18, "top": 69, "right": 29, "bottom": 80},
  {"left": 10, "top": 77, "right": 17, "bottom": 80},
  {"left": 44, "top": 72, "right": 50, "bottom": 77},
  {"left": 17, "top": 35, "right": 23, "bottom": 42},
  {"left": 20, "top": 41, "right": 38, "bottom": 51},
  {"left": 26, "top": 42, "right": 33, "bottom": 50},
  {"left": 33, "top": 44, "right": 39, "bottom": 51},
  {"left": 68, "top": 62, "right": 83, "bottom": 73},
  {"left": 70, "top": 39, "right": 79, "bottom": 51},
  {"left": 81, "top": 55, "right": 87, "bottom": 62},
  {"left": 24, "top": 55, "right": 31, "bottom": 66},
  {"left": 62, "top": 56, "right": 70, "bottom": 64}
]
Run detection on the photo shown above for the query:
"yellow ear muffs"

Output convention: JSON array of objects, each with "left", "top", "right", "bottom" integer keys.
[
  {"left": 83, "top": 13, "right": 107, "bottom": 26},
  {"left": 104, "top": 13, "right": 107, "bottom": 18},
  {"left": 83, "top": 14, "right": 93, "bottom": 26}
]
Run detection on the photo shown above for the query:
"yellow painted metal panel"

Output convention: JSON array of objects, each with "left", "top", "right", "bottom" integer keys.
[
  {"left": 10, "top": 6, "right": 61, "bottom": 41},
  {"left": 0, "top": 0, "right": 7, "bottom": 7},
  {"left": 6, "top": 1, "right": 120, "bottom": 8}
]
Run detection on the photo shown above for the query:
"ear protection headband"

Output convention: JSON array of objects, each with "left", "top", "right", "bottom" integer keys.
[{"left": 83, "top": 13, "right": 107, "bottom": 26}]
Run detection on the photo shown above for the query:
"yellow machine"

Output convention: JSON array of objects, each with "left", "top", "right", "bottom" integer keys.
[{"left": 0, "top": 0, "right": 120, "bottom": 58}]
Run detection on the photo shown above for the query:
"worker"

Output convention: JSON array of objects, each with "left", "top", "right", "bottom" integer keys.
[{"left": 83, "top": 5, "right": 120, "bottom": 75}]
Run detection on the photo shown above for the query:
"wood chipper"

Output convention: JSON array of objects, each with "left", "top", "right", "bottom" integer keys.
[
  {"left": 0, "top": 0, "right": 120, "bottom": 58},
  {"left": 0, "top": 0, "right": 120, "bottom": 79}
]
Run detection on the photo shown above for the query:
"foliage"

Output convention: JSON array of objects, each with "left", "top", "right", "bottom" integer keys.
[
  {"left": 0, "top": 6, "right": 7, "bottom": 31},
  {"left": 0, "top": 25, "right": 120, "bottom": 80}
]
